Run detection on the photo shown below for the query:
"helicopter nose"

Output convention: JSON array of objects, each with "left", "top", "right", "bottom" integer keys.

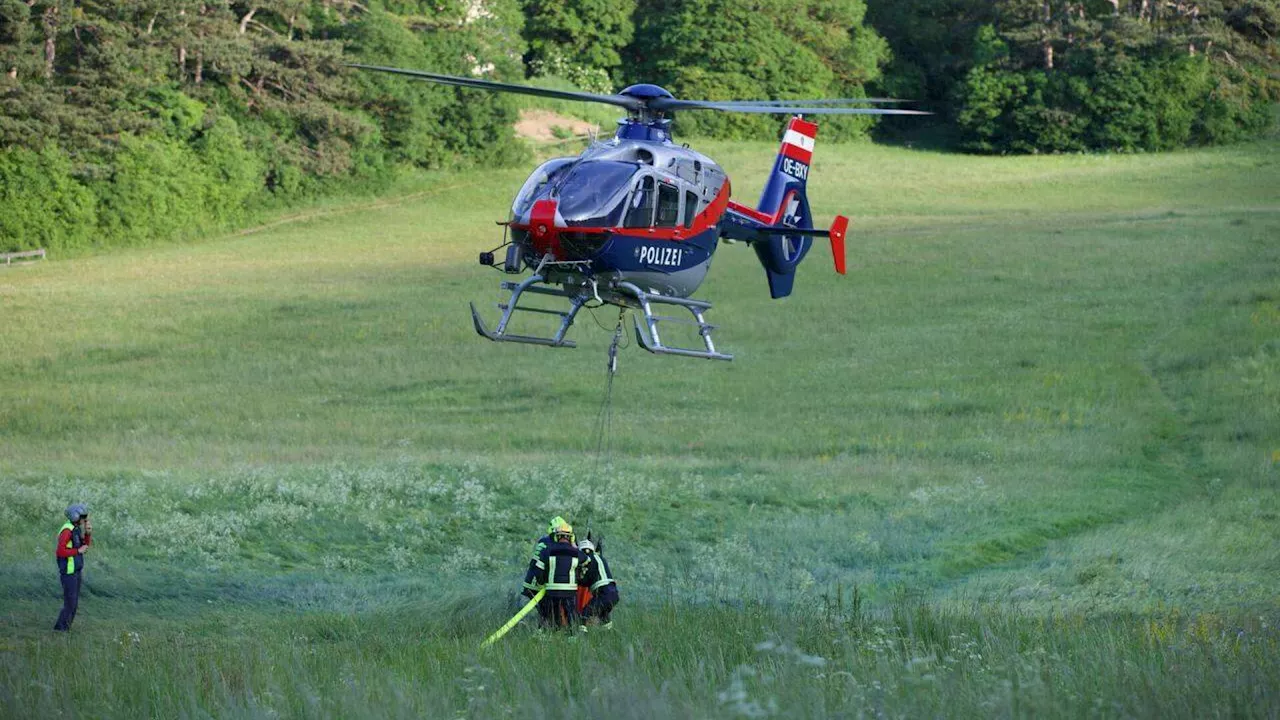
[{"left": 529, "top": 199, "right": 561, "bottom": 257}]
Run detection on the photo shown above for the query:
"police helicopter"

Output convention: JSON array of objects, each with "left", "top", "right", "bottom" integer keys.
[{"left": 352, "top": 65, "right": 926, "bottom": 361}]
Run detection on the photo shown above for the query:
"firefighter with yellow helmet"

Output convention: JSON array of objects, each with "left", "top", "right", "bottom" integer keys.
[
  {"left": 521, "top": 515, "right": 573, "bottom": 598},
  {"left": 524, "top": 520, "right": 587, "bottom": 627}
]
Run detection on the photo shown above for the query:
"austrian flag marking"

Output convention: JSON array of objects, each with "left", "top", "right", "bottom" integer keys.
[
  {"left": 780, "top": 118, "right": 818, "bottom": 166},
  {"left": 782, "top": 129, "right": 815, "bottom": 153}
]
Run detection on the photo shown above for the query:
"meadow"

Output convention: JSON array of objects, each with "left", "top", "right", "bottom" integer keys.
[{"left": 1, "top": 134, "right": 1278, "bottom": 717}]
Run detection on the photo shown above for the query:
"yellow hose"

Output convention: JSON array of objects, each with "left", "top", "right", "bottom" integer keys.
[{"left": 480, "top": 588, "right": 545, "bottom": 648}]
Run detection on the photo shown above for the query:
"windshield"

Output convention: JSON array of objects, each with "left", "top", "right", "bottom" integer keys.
[
  {"left": 511, "top": 158, "right": 575, "bottom": 219},
  {"left": 553, "top": 161, "right": 638, "bottom": 226}
]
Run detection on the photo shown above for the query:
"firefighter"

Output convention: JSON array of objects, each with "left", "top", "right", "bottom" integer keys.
[
  {"left": 53, "top": 503, "right": 92, "bottom": 632},
  {"left": 577, "top": 537, "right": 619, "bottom": 628},
  {"left": 527, "top": 521, "right": 586, "bottom": 628},
  {"left": 521, "top": 515, "right": 570, "bottom": 599}
]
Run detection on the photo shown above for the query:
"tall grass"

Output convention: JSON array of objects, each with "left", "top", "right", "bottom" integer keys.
[{"left": 3, "top": 600, "right": 1276, "bottom": 718}]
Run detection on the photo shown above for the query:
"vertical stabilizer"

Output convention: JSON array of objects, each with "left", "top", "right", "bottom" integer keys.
[{"left": 754, "top": 117, "right": 819, "bottom": 298}]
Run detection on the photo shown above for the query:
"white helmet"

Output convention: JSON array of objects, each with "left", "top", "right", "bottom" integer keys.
[{"left": 576, "top": 539, "right": 595, "bottom": 553}]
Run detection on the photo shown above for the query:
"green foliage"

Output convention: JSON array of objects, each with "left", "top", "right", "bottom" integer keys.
[
  {"left": 0, "top": 1, "right": 529, "bottom": 253},
  {"left": 527, "top": 50, "right": 613, "bottom": 94},
  {"left": 341, "top": 11, "right": 471, "bottom": 169},
  {"left": 2, "top": 0, "right": 1276, "bottom": 256},
  {"left": 627, "top": 0, "right": 889, "bottom": 140},
  {"left": 194, "top": 115, "right": 267, "bottom": 224},
  {"left": 340, "top": 7, "right": 526, "bottom": 171},
  {"left": 867, "top": 0, "right": 1280, "bottom": 151},
  {"left": 0, "top": 144, "right": 96, "bottom": 252},
  {"left": 93, "top": 134, "right": 219, "bottom": 245},
  {"left": 522, "top": 0, "right": 636, "bottom": 76},
  {"left": 956, "top": 40, "right": 1276, "bottom": 153}
]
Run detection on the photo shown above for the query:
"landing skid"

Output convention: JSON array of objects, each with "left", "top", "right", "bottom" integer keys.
[
  {"left": 617, "top": 282, "right": 734, "bottom": 361},
  {"left": 469, "top": 274, "right": 586, "bottom": 348},
  {"left": 471, "top": 276, "right": 734, "bottom": 361}
]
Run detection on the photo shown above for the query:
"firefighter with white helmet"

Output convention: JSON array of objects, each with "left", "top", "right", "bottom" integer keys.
[{"left": 577, "top": 536, "right": 619, "bottom": 627}]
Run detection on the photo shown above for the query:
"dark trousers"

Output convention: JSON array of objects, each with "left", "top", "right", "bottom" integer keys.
[
  {"left": 54, "top": 572, "right": 81, "bottom": 631},
  {"left": 585, "top": 584, "right": 619, "bottom": 624},
  {"left": 537, "top": 592, "right": 579, "bottom": 628}
]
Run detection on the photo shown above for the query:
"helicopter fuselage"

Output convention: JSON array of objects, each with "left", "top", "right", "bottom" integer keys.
[{"left": 503, "top": 123, "right": 731, "bottom": 301}]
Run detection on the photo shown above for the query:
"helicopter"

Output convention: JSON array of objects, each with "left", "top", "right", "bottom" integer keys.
[{"left": 352, "top": 65, "right": 926, "bottom": 361}]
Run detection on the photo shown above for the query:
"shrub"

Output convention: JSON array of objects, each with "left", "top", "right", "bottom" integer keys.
[
  {"left": 93, "top": 134, "right": 213, "bottom": 247},
  {"left": 0, "top": 145, "right": 97, "bottom": 254},
  {"left": 955, "top": 25, "right": 1276, "bottom": 155},
  {"left": 194, "top": 115, "right": 266, "bottom": 225}
]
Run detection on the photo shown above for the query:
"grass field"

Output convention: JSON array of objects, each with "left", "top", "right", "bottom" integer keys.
[{"left": 2, "top": 134, "right": 1279, "bottom": 717}]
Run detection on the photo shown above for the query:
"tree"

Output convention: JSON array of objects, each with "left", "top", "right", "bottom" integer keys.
[
  {"left": 626, "top": 0, "right": 890, "bottom": 139},
  {"left": 865, "top": 0, "right": 995, "bottom": 103},
  {"left": 0, "top": 0, "right": 530, "bottom": 253},
  {"left": 340, "top": 8, "right": 525, "bottom": 170},
  {"left": 522, "top": 0, "right": 635, "bottom": 78}
]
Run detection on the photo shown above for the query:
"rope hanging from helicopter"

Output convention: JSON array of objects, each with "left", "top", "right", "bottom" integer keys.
[
  {"left": 590, "top": 307, "right": 626, "bottom": 473},
  {"left": 585, "top": 306, "right": 627, "bottom": 535}
]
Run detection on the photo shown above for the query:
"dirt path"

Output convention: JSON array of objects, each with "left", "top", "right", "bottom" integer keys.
[{"left": 514, "top": 109, "right": 598, "bottom": 142}]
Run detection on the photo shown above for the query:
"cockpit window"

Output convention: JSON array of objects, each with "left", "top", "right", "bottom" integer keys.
[
  {"left": 512, "top": 159, "right": 639, "bottom": 227},
  {"left": 684, "top": 190, "right": 699, "bottom": 227},
  {"left": 554, "top": 161, "right": 637, "bottom": 226},
  {"left": 624, "top": 176, "right": 656, "bottom": 228},
  {"left": 512, "top": 158, "right": 574, "bottom": 219},
  {"left": 656, "top": 182, "right": 680, "bottom": 228}
]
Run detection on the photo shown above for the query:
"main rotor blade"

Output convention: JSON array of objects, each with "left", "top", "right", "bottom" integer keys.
[
  {"left": 701, "top": 98, "right": 908, "bottom": 105},
  {"left": 650, "top": 98, "right": 930, "bottom": 115},
  {"left": 347, "top": 64, "right": 641, "bottom": 111}
]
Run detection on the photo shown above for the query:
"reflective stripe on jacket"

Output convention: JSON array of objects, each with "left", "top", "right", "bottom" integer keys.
[
  {"left": 534, "top": 541, "right": 586, "bottom": 593},
  {"left": 581, "top": 552, "right": 617, "bottom": 592},
  {"left": 522, "top": 534, "right": 552, "bottom": 592}
]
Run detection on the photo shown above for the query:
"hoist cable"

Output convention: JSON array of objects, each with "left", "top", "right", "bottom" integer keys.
[{"left": 587, "top": 308, "right": 626, "bottom": 536}]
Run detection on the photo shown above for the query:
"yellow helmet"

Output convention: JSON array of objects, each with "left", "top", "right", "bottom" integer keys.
[
  {"left": 547, "top": 516, "right": 567, "bottom": 535},
  {"left": 551, "top": 521, "right": 574, "bottom": 542}
]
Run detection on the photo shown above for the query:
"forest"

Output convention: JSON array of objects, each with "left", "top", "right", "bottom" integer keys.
[{"left": 1, "top": 0, "right": 1276, "bottom": 253}]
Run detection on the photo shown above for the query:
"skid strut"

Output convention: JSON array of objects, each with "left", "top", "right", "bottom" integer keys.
[
  {"left": 617, "top": 282, "right": 733, "bottom": 361},
  {"left": 469, "top": 274, "right": 586, "bottom": 347}
]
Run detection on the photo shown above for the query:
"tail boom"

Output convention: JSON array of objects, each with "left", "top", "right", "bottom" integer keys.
[{"left": 718, "top": 115, "right": 848, "bottom": 298}]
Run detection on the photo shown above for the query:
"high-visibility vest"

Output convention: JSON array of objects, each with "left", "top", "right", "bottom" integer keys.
[{"left": 58, "top": 522, "right": 76, "bottom": 575}]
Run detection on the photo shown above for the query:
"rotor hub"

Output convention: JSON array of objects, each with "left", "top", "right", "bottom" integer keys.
[{"left": 617, "top": 83, "right": 674, "bottom": 101}]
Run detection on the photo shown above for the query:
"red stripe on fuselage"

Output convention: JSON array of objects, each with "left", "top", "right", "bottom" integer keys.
[
  {"left": 528, "top": 199, "right": 561, "bottom": 256},
  {"left": 727, "top": 188, "right": 799, "bottom": 227},
  {"left": 726, "top": 201, "right": 774, "bottom": 225},
  {"left": 592, "top": 179, "right": 732, "bottom": 241}
]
